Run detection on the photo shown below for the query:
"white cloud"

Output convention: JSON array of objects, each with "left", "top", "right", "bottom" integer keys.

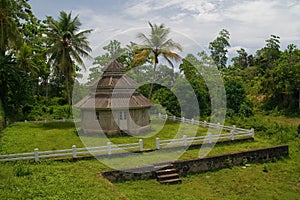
[{"left": 43, "top": 0, "right": 300, "bottom": 82}]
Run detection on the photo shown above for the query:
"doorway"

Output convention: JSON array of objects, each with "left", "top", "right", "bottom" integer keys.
[{"left": 119, "top": 111, "right": 128, "bottom": 130}]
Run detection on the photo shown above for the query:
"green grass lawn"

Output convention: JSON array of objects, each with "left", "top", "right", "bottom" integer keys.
[
  {"left": 0, "top": 118, "right": 253, "bottom": 154},
  {"left": 0, "top": 122, "right": 84, "bottom": 154},
  {"left": 114, "top": 158, "right": 300, "bottom": 200},
  {"left": 0, "top": 116, "right": 299, "bottom": 199},
  {"left": 0, "top": 143, "right": 299, "bottom": 199}
]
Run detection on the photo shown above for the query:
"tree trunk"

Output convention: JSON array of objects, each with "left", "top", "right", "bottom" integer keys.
[
  {"left": 66, "top": 75, "right": 72, "bottom": 118},
  {"left": 298, "top": 89, "right": 300, "bottom": 109},
  {"left": 45, "top": 78, "right": 49, "bottom": 104},
  {"left": 0, "top": 98, "right": 5, "bottom": 131},
  {"left": 148, "top": 60, "right": 158, "bottom": 99}
]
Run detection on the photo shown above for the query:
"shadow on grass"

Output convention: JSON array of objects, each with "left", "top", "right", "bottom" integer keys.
[{"left": 41, "top": 121, "right": 76, "bottom": 130}]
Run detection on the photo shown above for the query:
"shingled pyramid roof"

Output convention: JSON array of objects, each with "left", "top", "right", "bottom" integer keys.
[
  {"left": 74, "top": 60, "right": 153, "bottom": 109},
  {"left": 89, "top": 60, "right": 139, "bottom": 89}
]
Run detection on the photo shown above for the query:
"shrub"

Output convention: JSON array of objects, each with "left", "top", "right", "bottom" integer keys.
[
  {"left": 14, "top": 164, "right": 32, "bottom": 177},
  {"left": 51, "top": 105, "right": 70, "bottom": 119}
]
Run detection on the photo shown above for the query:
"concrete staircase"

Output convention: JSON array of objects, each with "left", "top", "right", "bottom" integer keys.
[{"left": 154, "top": 163, "right": 182, "bottom": 184}]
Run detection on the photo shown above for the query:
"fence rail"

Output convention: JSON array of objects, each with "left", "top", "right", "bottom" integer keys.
[
  {"left": 0, "top": 114, "right": 254, "bottom": 162},
  {"left": 155, "top": 129, "right": 254, "bottom": 150},
  {"left": 153, "top": 113, "right": 254, "bottom": 149},
  {"left": 0, "top": 140, "right": 143, "bottom": 162},
  {"left": 153, "top": 113, "right": 253, "bottom": 133},
  {"left": 24, "top": 118, "right": 75, "bottom": 123}
]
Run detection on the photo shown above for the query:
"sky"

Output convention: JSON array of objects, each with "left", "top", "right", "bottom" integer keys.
[{"left": 29, "top": 0, "right": 300, "bottom": 81}]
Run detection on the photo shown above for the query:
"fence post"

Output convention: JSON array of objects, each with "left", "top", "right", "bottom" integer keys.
[
  {"left": 191, "top": 118, "right": 194, "bottom": 125},
  {"left": 158, "top": 113, "right": 161, "bottom": 118},
  {"left": 25, "top": 120, "right": 27, "bottom": 123},
  {"left": 251, "top": 128, "right": 255, "bottom": 138},
  {"left": 107, "top": 142, "right": 112, "bottom": 155},
  {"left": 183, "top": 135, "right": 188, "bottom": 146},
  {"left": 139, "top": 139, "right": 143, "bottom": 152},
  {"left": 233, "top": 125, "right": 236, "bottom": 132},
  {"left": 217, "top": 123, "right": 221, "bottom": 131},
  {"left": 230, "top": 130, "right": 234, "bottom": 141},
  {"left": 34, "top": 148, "right": 39, "bottom": 162},
  {"left": 165, "top": 114, "right": 168, "bottom": 119},
  {"left": 208, "top": 133, "right": 212, "bottom": 144},
  {"left": 72, "top": 145, "right": 77, "bottom": 158},
  {"left": 231, "top": 125, "right": 236, "bottom": 140},
  {"left": 156, "top": 138, "right": 160, "bottom": 150},
  {"left": 203, "top": 120, "right": 207, "bottom": 128},
  {"left": 173, "top": 116, "right": 176, "bottom": 121},
  {"left": 181, "top": 117, "right": 185, "bottom": 123}
]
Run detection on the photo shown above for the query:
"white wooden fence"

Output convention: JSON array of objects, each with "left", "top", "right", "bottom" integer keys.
[
  {"left": 24, "top": 118, "right": 74, "bottom": 123},
  {"left": 0, "top": 140, "right": 143, "bottom": 162},
  {"left": 153, "top": 113, "right": 247, "bottom": 130},
  {"left": 0, "top": 114, "right": 254, "bottom": 162},
  {"left": 155, "top": 130, "right": 254, "bottom": 150},
  {"left": 153, "top": 113, "right": 254, "bottom": 149}
]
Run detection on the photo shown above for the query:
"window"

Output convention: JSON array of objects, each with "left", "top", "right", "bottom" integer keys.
[
  {"left": 96, "top": 111, "right": 100, "bottom": 120},
  {"left": 119, "top": 111, "right": 127, "bottom": 120}
]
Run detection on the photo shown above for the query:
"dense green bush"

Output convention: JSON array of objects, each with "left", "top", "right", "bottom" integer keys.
[
  {"left": 25, "top": 105, "right": 70, "bottom": 120},
  {"left": 226, "top": 114, "right": 298, "bottom": 144},
  {"left": 14, "top": 163, "right": 32, "bottom": 177}
]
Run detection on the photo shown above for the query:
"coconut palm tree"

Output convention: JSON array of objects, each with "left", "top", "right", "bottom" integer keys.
[
  {"left": 0, "top": 54, "right": 19, "bottom": 124},
  {"left": 45, "top": 11, "right": 92, "bottom": 114},
  {"left": 0, "top": 0, "right": 31, "bottom": 55},
  {"left": 0, "top": 0, "right": 32, "bottom": 126},
  {"left": 133, "top": 22, "right": 182, "bottom": 98}
]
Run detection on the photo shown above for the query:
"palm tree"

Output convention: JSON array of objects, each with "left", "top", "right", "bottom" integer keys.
[
  {"left": 0, "top": 0, "right": 31, "bottom": 55},
  {"left": 45, "top": 11, "right": 92, "bottom": 114},
  {"left": 0, "top": 54, "right": 19, "bottom": 124},
  {"left": 0, "top": 0, "right": 31, "bottom": 126},
  {"left": 133, "top": 22, "right": 182, "bottom": 98}
]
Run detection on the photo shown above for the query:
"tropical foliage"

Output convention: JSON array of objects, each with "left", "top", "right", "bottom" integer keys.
[
  {"left": 133, "top": 22, "right": 182, "bottom": 98},
  {"left": 45, "top": 11, "right": 92, "bottom": 113},
  {"left": 0, "top": 0, "right": 299, "bottom": 126}
]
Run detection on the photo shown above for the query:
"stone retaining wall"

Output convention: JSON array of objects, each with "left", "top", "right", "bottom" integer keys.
[{"left": 102, "top": 145, "right": 289, "bottom": 182}]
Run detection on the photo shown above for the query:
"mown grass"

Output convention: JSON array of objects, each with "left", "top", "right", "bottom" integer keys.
[
  {"left": 115, "top": 157, "right": 300, "bottom": 200},
  {"left": 0, "top": 122, "right": 84, "bottom": 154},
  {"left": 0, "top": 160, "right": 121, "bottom": 200},
  {"left": 0, "top": 117, "right": 277, "bottom": 169},
  {"left": 0, "top": 118, "right": 244, "bottom": 154},
  {"left": 80, "top": 118, "right": 210, "bottom": 149},
  {"left": 0, "top": 115, "right": 299, "bottom": 199}
]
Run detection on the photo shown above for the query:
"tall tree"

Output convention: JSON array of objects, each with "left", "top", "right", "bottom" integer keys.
[
  {"left": 133, "top": 22, "right": 182, "bottom": 98},
  {"left": 255, "top": 35, "right": 281, "bottom": 73},
  {"left": 0, "top": 0, "right": 32, "bottom": 55},
  {"left": 209, "top": 29, "right": 230, "bottom": 69},
  {"left": 0, "top": 54, "right": 19, "bottom": 122},
  {"left": 262, "top": 44, "right": 300, "bottom": 111},
  {"left": 179, "top": 54, "right": 210, "bottom": 117},
  {"left": 231, "top": 48, "right": 249, "bottom": 69},
  {"left": 45, "top": 11, "right": 92, "bottom": 113},
  {"left": 88, "top": 40, "right": 126, "bottom": 83},
  {"left": 0, "top": 0, "right": 33, "bottom": 125}
]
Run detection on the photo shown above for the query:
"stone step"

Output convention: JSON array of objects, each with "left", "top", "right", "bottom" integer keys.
[
  {"left": 159, "top": 178, "right": 182, "bottom": 184},
  {"left": 157, "top": 173, "right": 180, "bottom": 181},
  {"left": 154, "top": 163, "right": 182, "bottom": 184},
  {"left": 156, "top": 168, "right": 177, "bottom": 175},
  {"left": 154, "top": 163, "right": 173, "bottom": 170}
]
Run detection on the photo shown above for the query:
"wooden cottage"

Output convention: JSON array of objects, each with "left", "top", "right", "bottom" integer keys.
[{"left": 74, "top": 60, "right": 153, "bottom": 135}]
